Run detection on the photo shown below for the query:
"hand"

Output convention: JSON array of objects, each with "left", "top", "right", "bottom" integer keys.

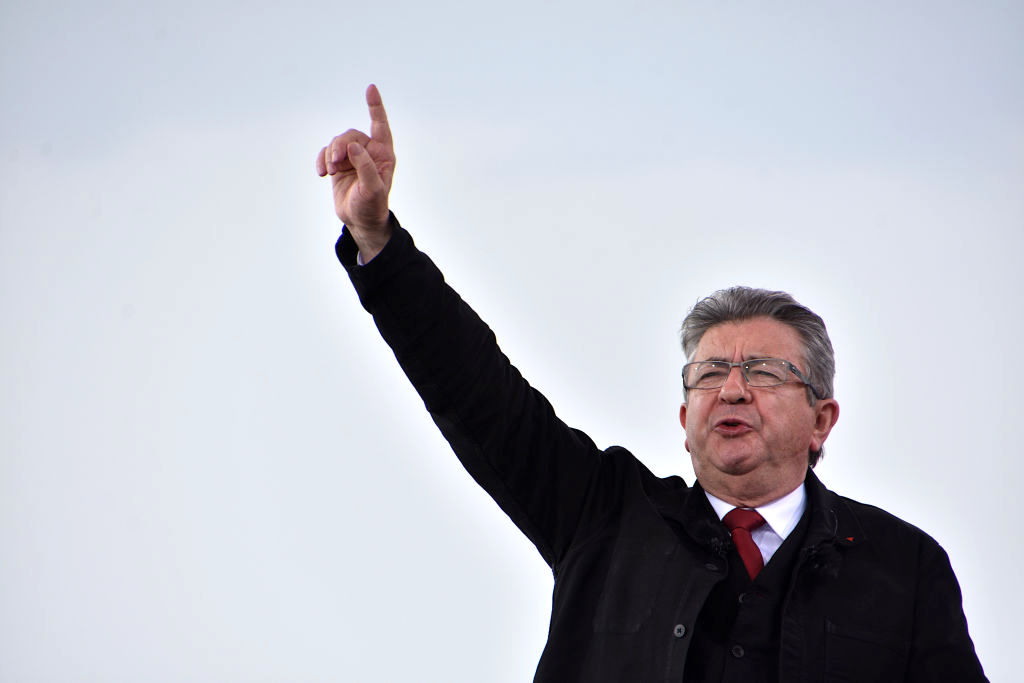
[{"left": 316, "top": 84, "right": 395, "bottom": 261}]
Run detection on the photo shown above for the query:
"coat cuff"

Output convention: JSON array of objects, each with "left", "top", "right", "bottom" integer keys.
[{"left": 334, "top": 212, "right": 419, "bottom": 312}]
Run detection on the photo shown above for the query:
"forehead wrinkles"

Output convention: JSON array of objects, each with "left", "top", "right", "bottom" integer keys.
[{"left": 693, "top": 319, "right": 807, "bottom": 367}]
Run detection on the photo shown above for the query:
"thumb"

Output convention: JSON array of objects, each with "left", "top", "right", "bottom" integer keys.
[{"left": 347, "top": 142, "right": 384, "bottom": 194}]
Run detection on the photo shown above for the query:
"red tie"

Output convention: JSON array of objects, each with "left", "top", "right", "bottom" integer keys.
[{"left": 723, "top": 508, "right": 767, "bottom": 580}]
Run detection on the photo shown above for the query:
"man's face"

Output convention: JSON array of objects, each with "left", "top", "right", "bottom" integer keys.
[{"left": 679, "top": 316, "right": 839, "bottom": 504}]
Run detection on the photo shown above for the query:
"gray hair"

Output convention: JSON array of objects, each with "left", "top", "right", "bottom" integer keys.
[{"left": 680, "top": 286, "right": 835, "bottom": 467}]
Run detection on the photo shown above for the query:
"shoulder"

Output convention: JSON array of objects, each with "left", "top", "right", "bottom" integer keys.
[
  {"left": 575, "top": 445, "right": 695, "bottom": 532},
  {"left": 813, "top": 475, "right": 949, "bottom": 563},
  {"left": 597, "top": 445, "right": 692, "bottom": 497},
  {"left": 837, "top": 493, "right": 930, "bottom": 534}
]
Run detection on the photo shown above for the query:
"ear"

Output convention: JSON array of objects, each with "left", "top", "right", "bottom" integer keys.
[
  {"left": 810, "top": 398, "right": 840, "bottom": 452},
  {"left": 679, "top": 404, "right": 690, "bottom": 452}
]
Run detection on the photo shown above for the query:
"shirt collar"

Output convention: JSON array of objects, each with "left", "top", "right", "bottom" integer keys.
[{"left": 704, "top": 482, "right": 807, "bottom": 541}]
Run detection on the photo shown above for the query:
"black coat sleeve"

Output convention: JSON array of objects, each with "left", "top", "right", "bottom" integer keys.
[
  {"left": 337, "top": 217, "right": 612, "bottom": 568},
  {"left": 906, "top": 536, "right": 988, "bottom": 682}
]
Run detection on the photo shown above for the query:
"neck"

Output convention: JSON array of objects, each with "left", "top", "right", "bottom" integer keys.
[{"left": 698, "top": 470, "right": 806, "bottom": 508}]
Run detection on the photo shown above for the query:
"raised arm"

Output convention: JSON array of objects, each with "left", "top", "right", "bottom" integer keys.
[
  {"left": 315, "top": 84, "right": 395, "bottom": 262},
  {"left": 315, "top": 88, "right": 624, "bottom": 568}
]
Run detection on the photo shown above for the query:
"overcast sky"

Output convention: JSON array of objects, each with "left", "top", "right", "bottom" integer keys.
[{"left": 2, "top": 1, "right": 1021, "bottom": 681}]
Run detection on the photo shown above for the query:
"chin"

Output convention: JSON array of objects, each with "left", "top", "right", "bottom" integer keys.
[{"left": 708, "top": 448, "right": 765, "bottom": 476}]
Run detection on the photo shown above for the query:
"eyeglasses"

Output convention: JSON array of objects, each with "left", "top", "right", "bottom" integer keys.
[{"left": 682, "top": 358, "right": 820, "bottom": 399}]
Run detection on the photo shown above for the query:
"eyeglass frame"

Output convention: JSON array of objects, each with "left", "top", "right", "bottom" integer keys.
[{"left": 681, "top": 358, "right": 821, "bottom": 400}]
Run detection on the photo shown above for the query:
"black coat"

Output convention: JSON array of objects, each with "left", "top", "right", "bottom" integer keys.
[{"left": 338, "top": 218, "right": 986, "bottom": 682}]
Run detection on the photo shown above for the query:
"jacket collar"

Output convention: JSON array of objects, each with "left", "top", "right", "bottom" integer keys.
[
  {"left": 654, "top": 468, "right": 866, "bottom": 555},
  {"left": 802, "top": 468, "right": 866, "bottom": 550},
  {"left": 652, "top": 478, "right": 730, "bottom": 555}
]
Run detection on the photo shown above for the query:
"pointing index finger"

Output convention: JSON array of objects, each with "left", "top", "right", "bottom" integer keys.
[{"left": 366, "top": 84, "right": 392, "bottom": 147}]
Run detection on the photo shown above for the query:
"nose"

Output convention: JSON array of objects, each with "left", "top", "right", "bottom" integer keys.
[{"left": 718, "top": 365, "right": 751, "bottom": 403}]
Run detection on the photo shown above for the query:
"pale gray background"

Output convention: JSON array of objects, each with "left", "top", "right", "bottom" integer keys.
[{"left": 2, "top": 1, "right": 1020, "bottom": 681}]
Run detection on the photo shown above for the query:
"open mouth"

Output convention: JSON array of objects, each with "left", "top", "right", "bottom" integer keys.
[{"left": 714, "top": 418, "right": 752, "bottom": 435}]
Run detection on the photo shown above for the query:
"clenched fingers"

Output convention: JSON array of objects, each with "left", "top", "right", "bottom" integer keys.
[
  {"left": 316, "top": 129, "right": 371, "bottom": 176},
  {"left": 346, "top": 141, "right": 385, "bottom": 195}
]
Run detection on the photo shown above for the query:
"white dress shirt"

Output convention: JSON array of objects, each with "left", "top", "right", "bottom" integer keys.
[{"left": 704, "top": 483, "right": 807, "bottom": 566}]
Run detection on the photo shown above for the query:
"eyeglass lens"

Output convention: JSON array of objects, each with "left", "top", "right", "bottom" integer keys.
[{"left": 685, "top": 359, "right": 790, "bottom": 388}]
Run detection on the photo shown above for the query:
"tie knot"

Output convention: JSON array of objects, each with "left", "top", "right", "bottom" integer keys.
[{"left": 723, "top": 507, "right": 766, "bottom": 533}]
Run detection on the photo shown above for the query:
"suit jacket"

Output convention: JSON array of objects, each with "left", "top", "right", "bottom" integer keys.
[{"left": 337, "top": 217, "right": 987, "bottom": 682}]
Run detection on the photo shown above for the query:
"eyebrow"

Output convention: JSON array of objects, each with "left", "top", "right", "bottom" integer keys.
[{"left": 699, "top": 355, "right": 773, "bottom": 363}]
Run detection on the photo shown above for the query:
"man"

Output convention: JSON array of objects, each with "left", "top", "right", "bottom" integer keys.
[{"left": 316, "top": 86, "right": 987, "bottom": 682}]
